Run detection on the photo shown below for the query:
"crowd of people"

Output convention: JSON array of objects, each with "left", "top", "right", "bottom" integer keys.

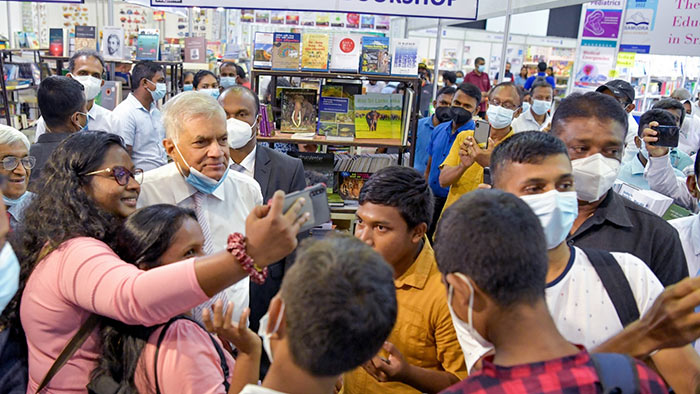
[{"left": 1, "top": 49, "right": 700, "bottom": 394}]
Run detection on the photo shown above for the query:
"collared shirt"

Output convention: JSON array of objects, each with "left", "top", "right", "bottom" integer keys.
[
  {"left": 236, "top": 146, "right": 257, "bottom": 179},
  {"left": 679, "top": 114, "right": 700, "bottom": 156},
  {"left": 427, "top": 120, "right": 475, "bottom": 198},
  {"left": 33, "top": 103, "right": 113, "bottom": 142},
  {"left": 414, "top": 116, "right": 436, "bottom": 174},
  {"left": 670, "top": 214, "right": 700, "bottom": 281},
  {"left": 440, "top": 347, "right": 667, "bottom": 394},
  {"left": 28, "top": 132, "right": 73, "bottom": 193},
  {"left": 567, "top": 191, "right": 689, "bottom": 286},
  {"left": 511, "top": 108, "right": 551, "bottom": 134},
  {"left": 137, "top": 162, "right": 263, "bottom": 322},
  {"left": 513, "top": 74, "right": 528, "bottom": 87},
  {"left": 523, "top": 72, "right": 556, "bottom": 90},
  {"left": 111, "top": 93, "right": 167, "bottom": 171},
  {"left": 440, "top": 128, "right": 514, "bottom": 211},
  {"left": 342, "top": 239, "right": 467, "bottom": 394},
  {"left": 618, "top": 153, "right": 686, "bottom": 190},
  {"left": 622, "top": 113, "right": 640, "bottom": 162},
  {"left": 645, "top": 153, "right": 699, "bottom": 213},
  {"left": 463, "top": 71, "right": 491, "bottom": 112}
]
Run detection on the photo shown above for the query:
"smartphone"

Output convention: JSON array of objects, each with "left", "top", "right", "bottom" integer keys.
[
  {"left": 474, "top": 120, "right": 491, "bottom": 149},
  {"left": 652, "top": 125, "right": 680, "bottom": 148},
  {"left": 283, "top": 184, "right": 331, "bottom": 233},
  {"left": 483, "top": 167, "right": 492, "bottom": 186}
]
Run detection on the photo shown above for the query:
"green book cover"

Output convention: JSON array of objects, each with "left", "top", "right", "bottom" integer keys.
[
  {"left": 663, "top": 204, "right": 693, "bottom": 221},
  {"left": 354, "top": 94, "right": 393, "bottom": 139}
]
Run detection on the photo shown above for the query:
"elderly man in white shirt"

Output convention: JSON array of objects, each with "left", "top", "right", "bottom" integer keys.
[
  {"left": 137, "top": 91, "right": 264, "bottom": 324},
  {"left": 34, "top": 51, "right": 113, "bottom": 141},
  {"left": 511, "top": 79, "right": 553, "bottom": 133}
]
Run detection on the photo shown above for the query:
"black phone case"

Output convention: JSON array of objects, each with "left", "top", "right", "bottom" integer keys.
[{"left": 653, "top": 126, "right": 680, "bottom": 148}]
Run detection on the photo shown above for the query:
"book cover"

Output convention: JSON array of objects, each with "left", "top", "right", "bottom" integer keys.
[
  {"left": 391, "top": 39, "right": 418, "bottom": 76},
  {"left": 271, "top": 11, "right": 285, "bottom": 24},
  {"left": 25, "top": 32, "right": 39, "bottom": 49},
  {"left": 319, "top": 82, "right": 360, "bottom": 139},
  {"left": 240, "top": 10, "right": 254, "bottom": 23},
  {"left": 279, "top": 88, "right": 318, "bottom": 133},
  {"left": 15, "top": 32, "right": 27, "bottom": 49},
  {"left": 360, "top": 15, "right": 375, "bottom": 29},
  {"left": 316, "top": 13, "right": 330, "bottom": 27},
  {"left": 272, "top": 33, "right": 301, "bottom": 71},
  {"left": 301, "top": 33, "right": 330, "bottom": 71},
  {"left": 287, "top": 152, "right": 335, "bottom": 194},
  {"left": 286, "top": 13, "right": 300, "bottom": 25},
  {"left": 330, "top": 14, "right": 345, "bottom": 28},
  {"left": 329, "top": 34, "right": 361, "bottom": 73},
  {"left": 300, "top": 13, "right": 316, "bottom": 27},
  {"left": 337, "top": 172, "right": 371, "bottom": 200},
  {"left": 136, "top": 30, "right": 159, "bottom": 61},
  {"left": 101, "top": 27, "right": 124, "bottom": 60},
  {"left": 75, "top": 25, "right": 97, "bottom": 52},
  {"left": 346, "top": 13, "right": 360, "bottom": 29},
  {"left": 360, "top": 36, "right": 390, "bottom": 75},
  {"left": 390, "top": 94, "right": 403, "bottom": 139},
  {"left": 184, "top": 37, "right": 207, "bottom": 63},
  {"left": 255, "top": 11, "right": 270, "bottom": 24},
  {"left": 354, "top": 94, "right": 395, "bottom": 139},
  {"left": 49, "top": 28, "right": 64, "bottom": 57},
  {"left": 253, "top": 32, "right": 273, "bottom": 70}
]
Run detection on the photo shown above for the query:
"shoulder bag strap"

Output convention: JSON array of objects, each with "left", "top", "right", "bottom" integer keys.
[
  {"left": 581, "top": 247, "right": 641, "bottom": 327},
  {"left": 591, "top": 353, "right": 641, "bottom": 394},
  {"left": 35, "top": 314, "right": 100, "bottom": 393}
]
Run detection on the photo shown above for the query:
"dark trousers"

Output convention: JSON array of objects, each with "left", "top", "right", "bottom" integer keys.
[{"left": 428, "top": 195, "right": 447, "bottom": 243}]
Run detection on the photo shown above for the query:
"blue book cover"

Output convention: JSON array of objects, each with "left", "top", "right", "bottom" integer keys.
[
  {"left": 360, "top": 36, "right": 390, "bottom": 75},
  {"left": 136, "top": 32, "right": 159, "bottom": 61}
]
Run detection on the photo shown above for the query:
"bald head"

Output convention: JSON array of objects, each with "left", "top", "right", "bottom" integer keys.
[{"left": 218, "top": 85, "right": 261, "bottom": 130}]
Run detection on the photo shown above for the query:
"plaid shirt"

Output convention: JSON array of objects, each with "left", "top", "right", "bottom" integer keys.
[{"left": 440, "top": 347, "right": 667, "bottom": 394}]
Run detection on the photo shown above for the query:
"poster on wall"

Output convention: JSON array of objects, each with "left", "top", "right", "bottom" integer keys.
[
  {"left": 620, "top": 0, "right": 700, "bottom": 56},
  {"left": 582, "top": 8, "right": 622, "bottom": 39},
  {"left": 573, "top": 44, "right": 616, "bottom": 89}
]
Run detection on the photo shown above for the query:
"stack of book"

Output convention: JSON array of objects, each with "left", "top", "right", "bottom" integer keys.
[{"left": 258, "top": 104, "right": 275, "bottom": 137}]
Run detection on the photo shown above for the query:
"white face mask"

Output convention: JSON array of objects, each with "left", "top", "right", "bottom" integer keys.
[
  {"left": 227, "top": 117, "right": 257, "bottom": 149},
  {"left": 520, "top": 190, "right": 579, "bottom": 249},
  {"left": 447, "top": 273, "right": 493, "bottom": 372},
  {"left": 72, "top": 74, "right": 102, "bottom": 101},
  {"left": 571, "top": 153, "right": 621, "bottom": 202},
  {"left": 486, "top": 105, "right": 515, "bottom": 129},
  {"left": 257, "top": 303, "right": 285, "bottom": 362}
]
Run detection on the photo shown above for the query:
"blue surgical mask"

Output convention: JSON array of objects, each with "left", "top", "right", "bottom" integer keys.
[
  {"left": 0, "top": 242, "right": 20, "bottom": 314},
  {"left": 477, "top": 65, "right": 486, "bottom": 73},
  {"left": 522, "top": 102, "right": 531, "bottom": 114},
  {"left": 75, "top": 112, "right": 89, "bottom": 132},
  {"left": 486, "top": 105, "right": 515, "bottom": 129},
  {"left": 456, "top": 77, "right": 464, "bottom": 84},
  {"left": 3, "top": 192, "right": 30, "bottom": 208},
  {"left": 531, "top": 99, "right": 552, "bottom": 116},
  {"left": 220, "top": 76, "right": 237, "bottom": 89},
  {"left": 258, "top": 303, "right": 285, "bottom": 362},
  {"left": 183, "top": 83, "right": 194, "bottom": 91},
  {"left": 520, "top": 190, "right": 579, "bottom": 249},
  {"left": 173, "top": 142, "right": 228, "bottom": 195},
  {"left": 639, "top": 141, "right": 650, "bottom": 161},
  {"left": 201, "top": 88, "right": 220, "bottom": 99},
  {"left": 147, "top": 79, "right": 167, "bottom": 101}
]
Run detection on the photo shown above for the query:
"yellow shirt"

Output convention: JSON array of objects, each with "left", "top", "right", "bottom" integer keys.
[
  {"left": 342, "top": 239, "right": 467, "bottom": 394},
  {"left": 439, "top": 128, "right": 514, "bottom": 212}
]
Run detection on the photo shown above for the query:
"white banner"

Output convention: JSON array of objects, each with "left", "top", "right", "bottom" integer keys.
[
  {"left": 621, "top": 0, "right": 700, "bottom": 56},
  {"left": 150, "top": 0, "right": 478, "bottom": 20}
]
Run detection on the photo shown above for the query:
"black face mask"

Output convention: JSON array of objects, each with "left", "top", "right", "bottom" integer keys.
[
  {"left": 450, "top": 106, "right": 473, "bottom": 126},
  {"left": 435, "top": 106, "right": 452, "bottom": 123}
]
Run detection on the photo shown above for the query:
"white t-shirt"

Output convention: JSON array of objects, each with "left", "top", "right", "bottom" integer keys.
[
  {"left": 461, "top": 246, "right": 664, "bottom": 371},
  {"left": 239, "top": 384, "right": 286, "bottom": 394}
]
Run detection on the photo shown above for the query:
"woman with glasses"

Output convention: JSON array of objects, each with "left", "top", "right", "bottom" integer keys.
[
  {"left": 2, "top": 131, "right": 306, "bottom": 392},
  {"left": 0, "top": 126, "right": 36, "bottom": 230}
]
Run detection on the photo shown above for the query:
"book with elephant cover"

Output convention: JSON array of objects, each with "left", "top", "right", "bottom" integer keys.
[
  {"left": 354, "top": 93, "right": 395, "bottom": 139},
  {"left": 279, "top": 87, "right": 318, "bottom": 133}
]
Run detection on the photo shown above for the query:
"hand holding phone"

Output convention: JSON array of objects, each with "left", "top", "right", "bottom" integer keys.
[
  {"left": 651, "top": 124, "right": 680, "bottom": 148},
  {"left": 474, "top": 120, "right": 491, "bottom": 149},
  {"left": 283, "top": 184, "right": 331, "bottom": 233}
]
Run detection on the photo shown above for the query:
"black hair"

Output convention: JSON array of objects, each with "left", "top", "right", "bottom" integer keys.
[
  {"left": 131, "top": 61, "right": 163, "bottom": 89},
  {"left": 1, "top": 131, "right": 125, "bottom": 329},
  {"left": 234, "top": 64, "right": 247, "bottom": 80},
  {"left": 537, "top": 61, "right": 547, "bottom": 72},
  {"left": 652, "top": 99, "right": 686, "bottom": 128},
  {"left": 183, "top": 71, "right": 195, "bottom": 79},
  {"left": 37, "top": 75, "right": 86, "bottom": 129},
  {"left": 282, "top": 234, "right": 396, "bottom": 376},
  {"left": 551, "top": 92, "right": 628, "bottom": 138},
  {"left": 193, "top": 70, "right": 217, "bottom": 89},
  {"left": 519, "top": 67, "right": 529, "bottom": 77},
  {"left": 475, "top": 57, "right": 485, "bottom": 65},
  {"left": 546, "top": 67, "right": 554, "bottom": 74},
  {"left": 443, "top": 71, "right": 457, "bottom": 84},
  {"left": 359, "top": 166, "right": 433, "bottom": 229},
  {"left": 638, "top": 109, "right": 677, "bottom": 137},
  {"left": 434, "top": 189, "right": 548, "bottom": 307},
  {"left": 90, "top": 204, "right": 197, "bottom": 392},
  {"left": 69, "top": 50, "right": 105, "bottom": 74},
  {"left": 436, "top": 86, "right": 456, "bottom": 100},
  {"left": 220, "top": 62, "right": 237, "bottom": 74},
  {"left": 530, "top": 78, "right": 553, "bottom": 96},
  {"left": 221, "top": 85, "right": 261, "bottom": 116},
  {"left": 695, "top": 150, "right": 700, "bottom": 179},
  {"left": 456, "top": 83, "right": 482, "bottom": 107},
  {"left": 491, "top": 131, "right": 569, "bottom": 186},
  {"left": 489, "top": 82, "right": 522, "bottom": 106}
]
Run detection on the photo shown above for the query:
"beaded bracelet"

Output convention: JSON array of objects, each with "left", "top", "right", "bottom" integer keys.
[{"left": 227, "top": 233, "right": 268, "bottom": 285}]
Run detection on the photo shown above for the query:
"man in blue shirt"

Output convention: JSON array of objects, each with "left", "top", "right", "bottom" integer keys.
[
  {"left": 414, "top": 86, "right": 455, "bottom": 175},
  {"left": 524, "top": 61, "right": 556, "bottom": 90},
  {"left": 425, "top": 83, "right": 478, "bottom": 239}
]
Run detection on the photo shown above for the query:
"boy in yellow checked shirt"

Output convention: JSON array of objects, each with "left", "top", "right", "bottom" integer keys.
[{"left": 439, "top": 83, "right": 523, "bottom": 212}]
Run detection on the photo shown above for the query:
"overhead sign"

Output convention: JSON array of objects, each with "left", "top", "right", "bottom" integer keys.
[
  {"left": 150, "top": 0, "right": 478, "bottom": 20},
  {"left": 620, "top": 0, "right": 700, "bottom": 56}
]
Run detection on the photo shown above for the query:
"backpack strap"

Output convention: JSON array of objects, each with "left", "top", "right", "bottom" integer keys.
[
  {"left": 35, "top": 314, "right": 100, "bottom": 393},
  {"left": 154, "top": 315, "right": 230, "bottom": 394},
  {"left": 581, "top": 248, "right": 641, "bottom": 328},
  {"left": 591, "top": 353, "right": 641, "bottom": 394}
]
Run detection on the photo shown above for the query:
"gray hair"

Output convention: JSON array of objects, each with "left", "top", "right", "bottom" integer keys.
[
  {"left": 671, "top": 88, "right": 692, "bottom": 102},
  {"left": 0, "top": 125, "right": 30, "bottom": 150},
  {"left": 162, "top": 91, "right": 227, "bottom": 141}
]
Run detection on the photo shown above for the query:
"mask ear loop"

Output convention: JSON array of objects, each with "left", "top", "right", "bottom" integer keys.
[
  {"left": 449, "top": 273, "right": 476, "bottom": 327},
  {"left": 268, "top": 302, "right": 285, "bottom": 336},
  {"left": 172, "top": 142, "right": 192, "bottom": 175}
]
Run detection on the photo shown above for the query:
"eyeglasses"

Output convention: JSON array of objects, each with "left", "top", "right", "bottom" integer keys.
[
  {"left": 490, "top": 99, "right": 519, "bottom": 111},
  {"left": 85, "top": 166, "right": 144, "bottom": 186},
  {"left": 2, "top": 156, "right": 36, "bottom": 171}
]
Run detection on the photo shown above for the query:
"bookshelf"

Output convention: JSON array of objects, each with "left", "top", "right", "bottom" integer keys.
[{"left": 250, "top": 69, "right": 422, "bottom": 166}]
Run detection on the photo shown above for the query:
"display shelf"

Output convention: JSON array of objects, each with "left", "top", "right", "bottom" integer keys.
[
  {"left": 252, "top": 69, "right": 420, "bottom": 84},
  {"left": 259, "top": 133, "right": 406, "bottom": 148},
  {"left": 4, "top": 85, "right": 33, "bottom": 92}
]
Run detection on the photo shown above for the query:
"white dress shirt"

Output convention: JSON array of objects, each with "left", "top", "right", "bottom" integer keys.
[
  {"left": 622, "top": 113, "right": 641, "bottom": 163},
  {"left": 137, "top": 162, "right": 264, "bottom": 322},
  {"left": 237, "top": 145, "right": 257, "bottom": 179},
  {"left": 111, "top": 94, "right": 167, "bottom": 171},
  {"left": 644, "top": 153, "right": 698, "bottom": 213},
  {"left": 34, "top": 102, "right": 113, "bottom": 142},
  {"left": 670, "top": 214, "right": 700, "bottom": 354},
  {"left": 679, "top": 115, "right": 700, "bottom": 156},
  {"left": 511, "top": 108, "right": 551, "bottom": 134}
]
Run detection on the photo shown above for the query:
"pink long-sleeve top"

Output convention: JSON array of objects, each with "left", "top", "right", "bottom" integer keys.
[{"left": 20, "top": 237, "right": 210, "bottom": 393}]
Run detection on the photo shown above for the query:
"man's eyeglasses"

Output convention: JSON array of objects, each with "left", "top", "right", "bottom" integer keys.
[
  {"left": 490, "top": 99, "right": 520, "bottom": 111},
  {"left": 85, "top": 166, "right": 144, "bottom": 186},
  {"left": 2, "top": 156, "right": 36, "bottom": 171}
]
